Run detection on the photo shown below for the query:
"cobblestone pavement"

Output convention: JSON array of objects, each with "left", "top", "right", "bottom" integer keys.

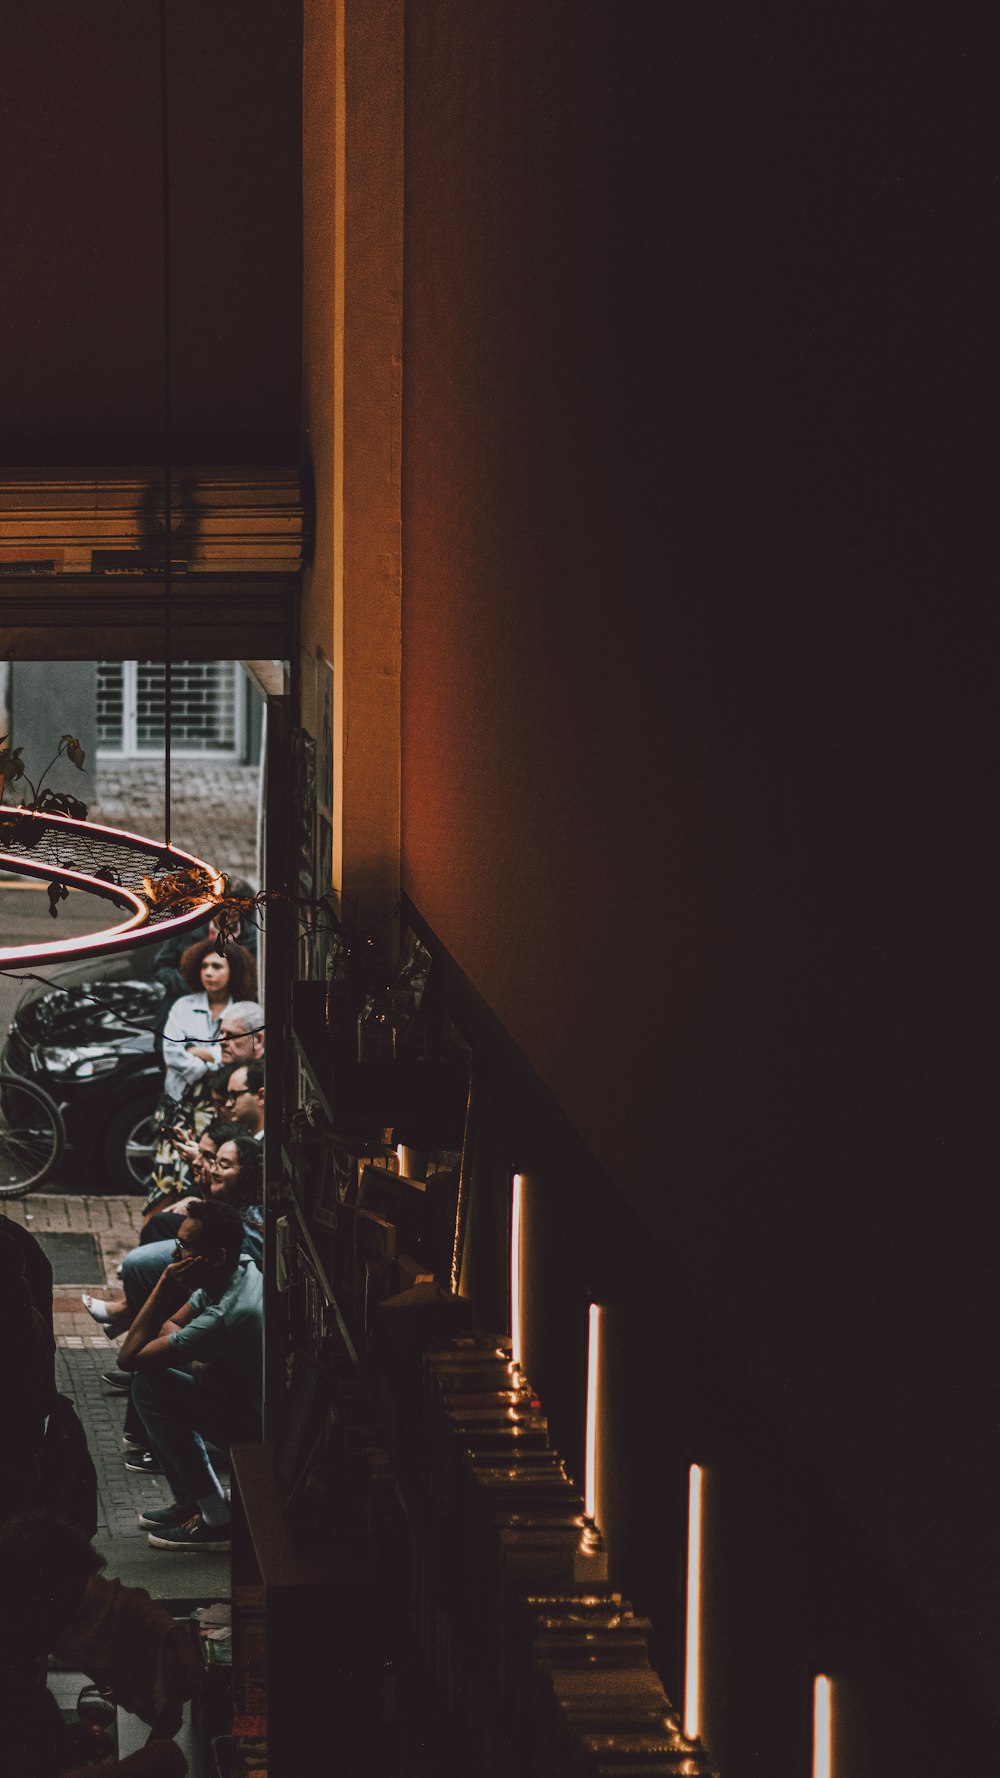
[
  {"left": 90, "top": 759, "right": 261, "bottom": 887},
  {"left": 3, "top": 1190, "right": 230, "bottom": 1599}
]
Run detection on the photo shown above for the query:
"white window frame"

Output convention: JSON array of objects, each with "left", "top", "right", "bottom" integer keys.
[{"left": 96, "top": 660, "right": 246, "bottom": 761}]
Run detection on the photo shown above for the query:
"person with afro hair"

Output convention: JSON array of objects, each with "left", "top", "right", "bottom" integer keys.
[{"left": 160, "top": 938, "right": 256, "bottom": 1102}]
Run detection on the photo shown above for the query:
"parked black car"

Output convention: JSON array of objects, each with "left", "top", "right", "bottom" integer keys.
[{"left": 2, "top": 952, "right": 166, "bottom": 1192}]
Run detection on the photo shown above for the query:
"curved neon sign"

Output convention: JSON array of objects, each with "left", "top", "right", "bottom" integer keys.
[{"left": 0, "top": 808, "right": 225, "bottom": 967}]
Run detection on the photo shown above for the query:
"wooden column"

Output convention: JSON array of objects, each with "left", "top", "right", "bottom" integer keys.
[{"left": 301, "top": 0, "right": 403, "bottom": 942}]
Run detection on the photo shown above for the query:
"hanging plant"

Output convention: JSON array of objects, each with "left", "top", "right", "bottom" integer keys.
[{"left": 0, "top": 732, "right": 89, "bottom": 815}]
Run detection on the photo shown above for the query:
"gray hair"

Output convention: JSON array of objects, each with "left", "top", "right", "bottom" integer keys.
[{"left": 224, "top": 1000, "right": 265, "bottom": 1035}]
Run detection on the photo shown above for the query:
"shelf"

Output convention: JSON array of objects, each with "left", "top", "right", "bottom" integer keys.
[
  {"left": 229, "top": 1444, "right": 389, "bottom": 1778},
  {"left": 230, "top": 1444, "right": 371, "bottom": 1592},
  {"left": 283, "top": 1168, "right": 359, "bottom": 1367},
  {"left": 292, "top": 981, "right": 469, "bottom": 1144}
]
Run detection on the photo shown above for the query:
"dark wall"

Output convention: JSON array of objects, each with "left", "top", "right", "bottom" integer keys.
[
  {"left": 415, "top": 942, "right": 997, "bottom": 1777},
  {"left": 401, "top": 0, "right": 996, "bottom": 1741},
  {"left": 0, "top": 0, "right": 301, "bottom": 464}
]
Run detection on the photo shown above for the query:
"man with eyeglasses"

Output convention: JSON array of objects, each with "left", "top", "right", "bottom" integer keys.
[
  {"left": 221, "top": 1061, "right": 264, "bottom": 1139},
  {"left": 217, "top": 1001, "right": 265, "bottom": 1065},
  {"left": 117, "top": 1198, "right": 262, "bottom": 1552}
]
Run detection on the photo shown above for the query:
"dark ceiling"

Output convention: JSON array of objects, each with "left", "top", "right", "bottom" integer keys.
[{"left": 0, "top": 0, "right": 301, "bottom": 467}]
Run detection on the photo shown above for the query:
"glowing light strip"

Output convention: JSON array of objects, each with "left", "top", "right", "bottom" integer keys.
[
  {"left": 585, "top": 1302, "right": 602, "bottom": 1521},
  {"left": 510, "top": 1173, "right": 523, "bottom": 1368},
  {"left": 813, "top": 1675, "right": 832, "bottom": 1778},
  {"left": 0, "top": 810, "right": 224, "bottom": 966},
  {"left": 684, "top": 1463, "right": 703, "bottom": 1741}
]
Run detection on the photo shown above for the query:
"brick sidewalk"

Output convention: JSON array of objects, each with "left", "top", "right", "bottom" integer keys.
[
  {"left": 2, "top": 1189, "right": 139, "bottom": 1342},
  {"left": 91, "top": 759, "right": 260, "bottom": 886},
  {"left": 3, "top": 1191, "right": 230, "bottom": 1598}
]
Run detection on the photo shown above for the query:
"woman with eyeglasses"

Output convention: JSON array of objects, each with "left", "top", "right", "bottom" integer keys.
[
  {"left": 82, "top": 1126, "right": 261, "bottom": 1330},
  {"left": 137, "top": 1120, "right": 242, "bottom": 1246}
]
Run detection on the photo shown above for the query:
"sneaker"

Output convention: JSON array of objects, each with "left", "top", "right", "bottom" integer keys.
[
  {"left": 138, "top": 1501, "right": 198, "bottom": 1531},
  {"left": 147, "top": 1514, "right": 232, "bottom": 1552},
  {"left": 124, "top": 1449, "right": 163, "bottom": 1475},
  {"left": 122, "top": 1435, "right": 145, "bottom": 1452},
  {"left": 101, "top": 1368, "right": 132, "bottom": 1393}
]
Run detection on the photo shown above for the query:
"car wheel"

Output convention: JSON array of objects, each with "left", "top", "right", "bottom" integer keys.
[{"left": 103, "top": 1097, "right": 160, "bottom": 1194}]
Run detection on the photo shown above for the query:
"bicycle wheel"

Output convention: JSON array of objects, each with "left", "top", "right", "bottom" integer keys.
[{"left": 0, "top": 1072, "right": 66, "bottom": 1196}]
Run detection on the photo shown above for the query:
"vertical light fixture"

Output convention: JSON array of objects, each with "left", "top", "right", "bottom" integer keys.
[
  {"left": 585, "top": 1301, "right": 602, "bottom": 1522},
  {"left": 684, "top": 1463, "right": 704, "bottom": 1741},
  {"left": 813, "top": 1675, "right": 832, "bottom": 1778},
  {"left": 510, "top": 1173, "right": 524, "bottom": 1369}
]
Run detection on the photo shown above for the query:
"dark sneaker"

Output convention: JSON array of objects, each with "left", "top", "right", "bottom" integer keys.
[
  {"left": 124, "top": 1449, "right": 163, "bottom": 1475},
  {"left": 138, "top": 1501, "right": 198, "bottom": 1531},
  {"left": 101, "top": 1369, "right": 132, "bottom": 1393},
  {"left": 147, "top": 1514, "right": 232, "bottom": 1552},
  {"left": 122, "top": 1435, "right": 145, "bottom": 1452}
]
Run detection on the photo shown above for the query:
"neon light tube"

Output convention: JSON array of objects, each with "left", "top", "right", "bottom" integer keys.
[
  {"left": 585, "top": 1302, "right": 602, "bottom": 1521},
  {"left": 0, "top": 809, "right": 224, "bottom": 965},
  {"left": 813, "top": 1675, "right": 832, "bottom": 1778},
  {"left": 684, "top": 1463, "right": 703, "bottom": 1741},
  {"left": 510, "top": 1173, "right": 523, "bottom": 1368}
]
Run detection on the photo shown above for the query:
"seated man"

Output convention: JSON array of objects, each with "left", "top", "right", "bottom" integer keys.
[
  {"left": 221, "top": 1059, "right": 265, "bottom": 1139},
  {"left": 218, "top": 1001, "right": 265, "bottom": 1068},
  {"left": 0, "top": 1497, "right": 196, "bottom": 1776},
  {"left": 117, "top": 1199, "right": 263, "bottom": 1552}
]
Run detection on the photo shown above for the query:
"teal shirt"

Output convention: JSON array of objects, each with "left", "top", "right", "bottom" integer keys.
[{"left": 168, "top": 1254, "right": 263, "bottom": 1411}]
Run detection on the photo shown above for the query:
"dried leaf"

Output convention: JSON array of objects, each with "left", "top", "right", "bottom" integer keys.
[
  {"left": 139, "top": 866, "right": 216, "bottom": 915},
  {"left": 0, "top": 746, "right": 25, "bottom": 781},
  {"left": 61, "top": 735, "right": 86, "bottom": 770}
]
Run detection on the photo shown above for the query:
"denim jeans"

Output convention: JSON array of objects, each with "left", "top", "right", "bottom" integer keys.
[
  {"left": 131, "top": 1366, "right": 261, "bottom": 1511},
  {"left": 121, "top": 1242, "right": 175, "bottom": 1444},
  {"left": 122, "top": 1239, "right": 175, "bottom": 1314}
]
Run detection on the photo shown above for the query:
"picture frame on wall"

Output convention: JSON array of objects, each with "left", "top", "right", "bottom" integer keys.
[
  {"left": 294, "top": 727, "right": 316, "bottom": 905},
  {"left": 316, "top": 811, "right": 333, "bottom": 903},
  {"left": 316, "top": 648, "right": 334, "bottom": 818},
  {"left": 312, "top": 1133, "right": 340, "bottom": 1230},
  {"left": 314, "top": 650, "right": 335, "bottom": 902}
]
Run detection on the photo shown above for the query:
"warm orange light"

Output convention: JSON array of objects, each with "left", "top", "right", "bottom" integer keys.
[
  {"left": 813, "top": 1675, "right": 832, "bottom": 1778},
  {"left": 585, "top": 1302, "right": 602, "bottom": 1521},
  {"left": 510, "top": 1173, "right": 523, "bottom": 1368},
  {"left": 684, "top": 1463, "right": 703, "bottom": 1741}
]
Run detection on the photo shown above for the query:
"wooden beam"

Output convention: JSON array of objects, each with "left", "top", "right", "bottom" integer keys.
[
  {"left": 0, "top": 575, "right": 296, "bottom": 660},
  {"left": 0, "top": 467, "right": 303, "bottom": 574}
]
